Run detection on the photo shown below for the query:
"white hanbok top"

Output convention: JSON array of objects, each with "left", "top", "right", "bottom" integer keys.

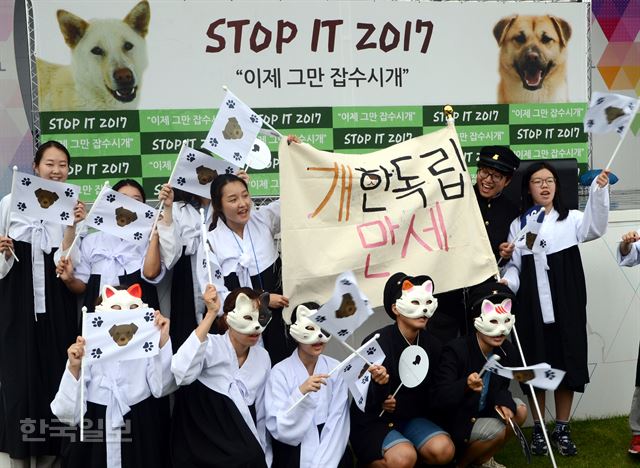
[
  {"left": 171, "top": 331, "right": 272, "bottom": 460},
  {"left": 50, "top": 341, "right": 176, "bottom": 468},
  {"left": 503, "top": 179, "right": 609, "bottom": 323},
  {"left": 75, "top": 231, "right": 168, "bottom": 291},
  {"left": 196, "top": 200, "right": 280, "bottom": 294},
  {"left": 159, "top": 202, "right": 228, "bottom": 318},
  {"left": 618, "top": 240, "right": 640, "bottom": 267},
  {"left": 266, "top": 350, "right": 350, "bottom": 468},
  {"left": 0, "top": 193, "right": 77, "bottom": 314}
]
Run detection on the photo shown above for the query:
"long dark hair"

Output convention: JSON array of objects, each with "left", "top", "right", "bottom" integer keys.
[
  {"left": 112, "top": 179, "right": 147, "bottom": 203},
  {"left": 34, "top": 140, "right": 71, "bottom": 166},
  {"left": 520, "top": 162, "right": 568, "bottom": 221},
  {"left": 173, "top": 187, "right": 203, "bottom": 210},
  {"left": 209, "top": 174, "right": 249, "bottom": 230}
]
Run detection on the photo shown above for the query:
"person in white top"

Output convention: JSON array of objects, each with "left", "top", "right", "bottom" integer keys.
[
  {"left": 197, "top": 173, "right": 294, "bottom": 365},
  {"left": 502, "top": 163, "right": 609, "bottom": 457},
  {"left": 266, "top": 302, "right": 352, "bottom": 468},
  {"left": 57, "top": 179, "right": 180, "bottom": 311},
  {"left": 50, "top": 284, "right": 176, "bottom": 468},
  {"left": 0, "top": 140, "right": 85, "bottom": 466},
  {"left": 171, "top": 284, "right": 273, "bottom": 467},
  {"left": 618, "top": 230, "right": 640, "bottom": 456}
]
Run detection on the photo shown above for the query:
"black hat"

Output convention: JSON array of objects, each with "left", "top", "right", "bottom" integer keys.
[
  {"left": 467, "top": 281, "right": 515, "bottom": 313},
  {"left": 383, "top": 272, "right": 433, "bottom": 320},
  {"left": 478, "top": 146, "right": 520, "bottom": 175}
]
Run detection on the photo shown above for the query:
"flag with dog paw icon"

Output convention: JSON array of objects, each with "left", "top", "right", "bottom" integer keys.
[
  {"left": 170, "top": 144, "right": 239, "bottom": 199},
  {"left": 86, "top": 188, "right": 157, "bottom": 244},
  {"left": 482, "top": 360, "right": 565, "bottom": 391},
  {"left": 82, "top": 307, "right": 160, "bottom": 366},
  {"left": 310, "top": 271, "right": 374, "bottom": 341},
  {"left": 203, "top": 89, "right": 264, "bottom": 167},
  {"left": 10, "top": 171, "right": 80, "bottom": 226},
  {"left": 583, "top": 92, "right": 639, "bottom": 136},
  {"left": 338, "top": 338, "right": 385, "bottom": 411}
]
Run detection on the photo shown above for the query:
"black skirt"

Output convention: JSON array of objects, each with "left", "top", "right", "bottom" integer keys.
[
  {"left": 224, "top": 257, "right": 295, "bottom": 366},
  {"left": 169, "top": 249, "right": 200, "bottom": 352},
  {"left": 171, "top": 380, "right": 266, "bottom": 468},
  {"left": 514, "top": 246, "right": 589, "bottom": 392},
  {"left": 61, "top": 396, "right": 171, "bottom": 468},
  {"left": 83, "top": 270, "right": 160, "bottom": 312},
  {"left": 0, "top": 241, "right": 78, "bottom": 458}
]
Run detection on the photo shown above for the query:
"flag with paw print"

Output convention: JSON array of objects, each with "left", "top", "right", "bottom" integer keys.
[
  {"left": 82, "top": 308, "right": 160, "bottom": 366},
  {"left": 86, "top": 188, "right": 157, "bottom": 245},
  {"left": 202, "top": 89, "right": 264, "bottom": 167},
  {"left": 169, "top": 144, "right": 239, "bottom": 199},
  {"left": 10, "top": 171, "right": 80, "bottom": 226},
  {"left": 309, "top": 271, "right": 374, "bottom": 341},
  {"left": 583, "top": 92, "right": 638, "bottom": 136},
  {"left": 338, "top": 338, "right": 385, "bottom": 411},
  {"left": 482, "top": 360, "right": 565, "bottom": 391}
]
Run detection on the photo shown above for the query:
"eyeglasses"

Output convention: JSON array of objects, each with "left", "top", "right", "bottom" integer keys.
[
  {"left": 477, "top": 168, "right": 506, "bottom": 183},
  {"left": 530, "top": 177, "right": 556, "bottom": 187}
]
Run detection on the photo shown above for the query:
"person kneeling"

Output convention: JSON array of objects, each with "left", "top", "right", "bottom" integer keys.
[{"left": 433, "top": 283, "right": 527, "bottom": 468}]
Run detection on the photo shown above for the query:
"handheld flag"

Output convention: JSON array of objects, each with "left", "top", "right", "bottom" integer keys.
[
  {"left": 10, "top": 171, "right": 80, "bottom": 226},
  {"left": 83, "top": 307, "right": 160, "bottom": 366},
  {"left": 170, "top": 145, "right": 238, "bottom": 199},
  {"left": 339, "top": 337, "right": 385, "bottom": 411},
  {"left": 310, "top": 271, "right": 374, "bottom": 341},
  {"left": 483, "top": 360, "right": 565, "bottom": 391},
  {"left": 514, "top": 205, "right": 546, "bottom": 252},
  {"left": 203, "top": 89, "right": 264, "bottom": 166},
  {"left": 86, "top": 188, "right": 157, "bottom": 244},
  {"left": 584, "top": 92, "right": 638, "bottom": 136}
]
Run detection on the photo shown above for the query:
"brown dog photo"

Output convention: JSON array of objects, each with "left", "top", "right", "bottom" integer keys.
[{"left": 494, "top": 15, "right": 572, "bottom": 103}]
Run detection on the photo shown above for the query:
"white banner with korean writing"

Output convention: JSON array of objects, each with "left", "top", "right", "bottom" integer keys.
[{"left": 280, "top": 125, "right": 498, "bottom": 309}]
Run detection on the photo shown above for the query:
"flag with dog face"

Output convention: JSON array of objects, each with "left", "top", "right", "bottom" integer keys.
[
  {"left": 202, "top": 89, "right": 264, "bottom": 166},
  {"left": 170, "top": 145, "right": 238, "bottom": 199},
  {"left": 10, "top": 171, "right": 80, "bottom": 226},
  {"left": 82, "top": 307, "right": 160, "bottom": 366},
  {"left": 310, "top": 271, "right": 374, "bottom": 341},
  {"left": 338, "top": 337, "right": 385, "bottom": 411},
  {"left": 483, "top": 360, "right": 565, "bottom": 391},
  {"left": 514, "top": 205, "right": 546, "bottom": 253},
  {"left": 86, "top": 188, "right": 157, "bottom": 244},
  {"left": 583, "top": 92, "right": 639, "bottom": 136}
]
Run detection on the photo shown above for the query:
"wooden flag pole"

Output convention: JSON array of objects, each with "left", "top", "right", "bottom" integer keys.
[
  {"left": 79, "top": 307, "right": 87, "bottom": 442},
  {"left": 199, "top": 208, "right": 213, "bottom": 285},
  {"left": 512, "top": 325, "right": 558, "bottom": 468},
  {"left": 4, "top": 167, "right": 19, "bottom": 262}
]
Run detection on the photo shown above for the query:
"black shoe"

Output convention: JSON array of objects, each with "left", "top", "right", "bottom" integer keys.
[
  {"left": 551, "top": 424, "right": 577, "bottom": 456},
  {"left": 531, "top": 425, "right": 548, "bottom": 456}
]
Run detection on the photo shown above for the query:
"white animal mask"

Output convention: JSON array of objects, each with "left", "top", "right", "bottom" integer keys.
[
  {"left": 95, "top": 284, "right": 147, "bottom": 311},
  {"left": 288, "top": 305, "right": 329, "bottom": 345},
  {"left": 474, "top": 299, "right": 515, "bottom": 337},
  {"left": 226, "top": 292, "right": 272, "bottom": 335},
  {"left": 395, "top": 280, "right": 438, "bottom": 319}
]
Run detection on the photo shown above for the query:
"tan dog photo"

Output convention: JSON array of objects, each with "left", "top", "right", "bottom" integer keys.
[
  {"left": 493, "top": 15, "right": 572, "bottom": 104},
  {"left": 36, "top": 1, "right": 150, "bottom": 111}
]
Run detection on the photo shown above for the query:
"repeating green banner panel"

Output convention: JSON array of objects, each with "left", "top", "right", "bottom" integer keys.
[{"left": 41, "top": 103, "right": 590, "bottom": 201}]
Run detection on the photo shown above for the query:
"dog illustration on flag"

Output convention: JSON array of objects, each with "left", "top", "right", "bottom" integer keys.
[{"left": 34, "top": 188, "right": 60, "bottom": 209}]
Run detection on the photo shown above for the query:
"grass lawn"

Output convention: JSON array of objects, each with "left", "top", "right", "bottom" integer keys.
[{"left": 494, "top": 416, "right": 638, "bottom": 467}]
